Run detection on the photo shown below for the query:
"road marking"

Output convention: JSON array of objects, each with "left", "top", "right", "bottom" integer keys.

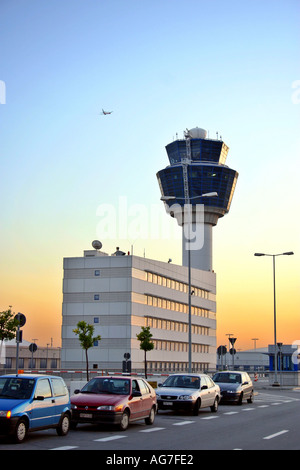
[
  {"left": 50, "top": 446, "right": 79, "bottom": 450},
  {"left": 140, "top": 427, "right": 165, "bottom": 433},
  {"left": 94, "top": 435, "right": 127, "bottom": 442},
  {"left": 257, "top": 405, "right": 269, "bottom": 408},
  {"left": 263, "top": 430, "right": 289, "bottom": 440},
  {"left": 242, "top": 408, "right": 255, "bottom": 411},
  {"left": 223, "top": 411, "right": 239, "bottom": 415},
  {"left": 271, "top": 403, "right": 281, "bottom": 405},
  {"left": 201, "top": 416, "right": 219, "bottom": 420},
  {"left": 173, "top": 420, "right": 195, "bottom": 426}
]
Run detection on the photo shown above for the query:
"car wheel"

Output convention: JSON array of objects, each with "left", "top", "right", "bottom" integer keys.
[
  {"left": 192, "top": 399, "right": 200, "bottom": 416},
  {"left": 119, "top": 410, "right": 129, "bottom": 431},
  {"left": 247, "top": 392, "right": 254, "bottom": 404},
  {"left": 13, "top": 418, "right": 27, "bottom": 443},
  {"left": 145, "top": 406, "right": 156, "bottom": 425},
  {"left": 210, "top": 397, "right": 218, "bottom": 412},
  {"left": 237, "top": 393, "right": 243, "bottom": 405},
  {"left": 56, "top": 413, "right": 70, "bottom": 436}
]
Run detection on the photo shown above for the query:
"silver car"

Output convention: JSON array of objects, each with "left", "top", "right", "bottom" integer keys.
[
  {"left": 212, "top": 371, "right": 254, "bottom": 405},
  {"left": 156, "top": 373, "right": 220, "bottom": 415}
]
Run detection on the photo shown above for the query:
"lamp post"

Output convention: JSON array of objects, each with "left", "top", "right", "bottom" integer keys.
[
  {"left": 161, "top": 192, "right": 218, "bottom": 373},
  {"left": 254, "top": 251, "right": 294, "bottom": 385}
]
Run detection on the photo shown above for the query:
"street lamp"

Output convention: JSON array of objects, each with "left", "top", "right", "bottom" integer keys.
[
  {"left": 161, "top": 192, "right": 218, "bottom": 373},
  {"left": 254, "top": 251, "right": 294, "bottom": 385},
  {"left": 160, "top": 192, "right": 218, "bottom": 202}
]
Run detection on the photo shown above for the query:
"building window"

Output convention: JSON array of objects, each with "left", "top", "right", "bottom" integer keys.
[
  {"left": 94, "top": 294, "right": 100, "bottom": 300},
  {"left": 94, "top": 270, "right": 100, "bottom": 276},
  {"left": 93, "top": 340, "right": 99, "bottom": 346},
  {"left": 29, "top": 358, "right": 36, "bottom": 368},
  {"left": 50, "top": 358, "right": 58, "bottom": 369},
  {"left": 40, "top": 358, "right": 47, "bottom": 368},
  {"left": 94, "top": 317, "right": 99, "bottom": 323}
]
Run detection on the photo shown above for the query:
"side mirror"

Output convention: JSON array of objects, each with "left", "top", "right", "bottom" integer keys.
[
  {"left": 34, "top": 395, "right": 45, "bottom": 401},
  {"left": 74, "top": 389, "right": 81, "bottom": 394},
  {"left": 201, "top": 385, "right": 208, "bottom": 390},
  {"left": 131, "top": 390, "right": 142, "bottom": 397}
]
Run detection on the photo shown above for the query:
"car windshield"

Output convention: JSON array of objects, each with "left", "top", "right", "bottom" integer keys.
[
  {"left": 213, "top": 373, "right": 242, "bottom": 384},
  {"left": 80, "top": 378, "right": 131, "bottom": 395},
  {"left": 0, "top": 377, "right": 35, "bottom": 399},
  {"left": 161, "top": 375, "right": 200, "bottom": 389}
]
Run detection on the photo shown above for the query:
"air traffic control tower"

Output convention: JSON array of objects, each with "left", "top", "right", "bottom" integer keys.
[{"left": 157, "top": 127, "right": 238, "bottom": 272}]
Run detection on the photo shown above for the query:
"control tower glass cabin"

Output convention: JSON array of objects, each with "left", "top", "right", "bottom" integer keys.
[{"left": 157, "top": 127, "right": 238, "bottom": 272}]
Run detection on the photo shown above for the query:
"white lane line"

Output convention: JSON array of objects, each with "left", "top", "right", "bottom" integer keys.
[
  {"left": 223, "top": 411, "right": 239, "bottom": 415},
  {"left": 242, "top": 408, "right": 255, "bottom": 411},
  {"left": 139, "top": 427, "right": 165, "bottom": 433},
  {"left": 201, "top": 416, "right": 219, "bottom": 420},
  {"left": 94, "top": 435, "right": 127, "bottom": 442},
  {"left": 263, "top": 430, "right": 289, "bottom": 440},
  {"left": 173, "top": 420, "right": 195, "bottom": 426},
  {"left": 50, "top": 446, "right": 79, "bottom": 450}
]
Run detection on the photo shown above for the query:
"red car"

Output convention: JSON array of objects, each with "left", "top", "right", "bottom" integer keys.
[{"left": 70, "top": 376, "right": 157, "bottom": 431}]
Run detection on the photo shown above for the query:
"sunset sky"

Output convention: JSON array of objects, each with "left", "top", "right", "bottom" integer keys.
[{"left": 0, "top": 0, "right": 299, "bottom": 351}]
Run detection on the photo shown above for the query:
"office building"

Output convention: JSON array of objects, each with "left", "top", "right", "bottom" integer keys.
[{"left": 61, "top": 247, "right": 216, "bottom": 372}]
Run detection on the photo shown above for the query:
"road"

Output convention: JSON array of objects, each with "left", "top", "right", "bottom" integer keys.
[{"left": 0, "top": 389, "right": 299, "bottom": 453}]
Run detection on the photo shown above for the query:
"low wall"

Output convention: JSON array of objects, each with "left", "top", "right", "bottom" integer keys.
[{"left": 268, "top": 371, "right": 300, "bottom": 386}]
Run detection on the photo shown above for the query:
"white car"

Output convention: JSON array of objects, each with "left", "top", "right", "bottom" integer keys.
[{"left": 156, "top": 373, "right": 220, "bottom": 415}]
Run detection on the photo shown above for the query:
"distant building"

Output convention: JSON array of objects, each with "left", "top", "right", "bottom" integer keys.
[
  {"left": 0, "top": 338, "right": 61, "bottom": 371},
  {"left": 268, "top": 344, "right": 299, "bottom": 372},
  {"left": 217, "top": 348, "right": 269, "bottom": 371},
  {"left": 61, "top": 247, "right": 217, "bottom": 372}
]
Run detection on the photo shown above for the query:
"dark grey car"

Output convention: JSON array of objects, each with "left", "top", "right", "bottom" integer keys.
[{"left": 212, "top": 371, "right": 254, "bottom": 405}]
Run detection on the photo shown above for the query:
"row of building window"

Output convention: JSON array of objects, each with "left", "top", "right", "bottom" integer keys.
[
  {"left": 146, "top": 316, "right": 209, "bottom": 336},
  {"left": 92, "top": 268, "right": 212, "bottom": 303},
  {"left": 4, "top": 358, "right": 58, "bottom": 369},
  {"left": 147, "top": 362, "right": 209, "bottom": 372},
  {"left": 146, "top": 271, "right": 210, "bottom": 299},
  {"left": 146, "top": 294, "right": 211, "bottom": 318},
  {"left": 152, "top": 339, "right": 209, "bottom": 354}
]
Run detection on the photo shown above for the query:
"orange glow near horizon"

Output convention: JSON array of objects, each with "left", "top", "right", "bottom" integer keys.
[{"left": 1, "top": 239, "right": 298, "bottom": 352}]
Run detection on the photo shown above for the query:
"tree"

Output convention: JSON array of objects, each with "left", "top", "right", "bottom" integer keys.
[
  {"left": 136, "top": 326, "right": 154, "bottom": 379},
  {"left": 0, "top": 307, "right": 19, "bottom": 367},
  {"left": 0, "top": 307, "right": 19, "bottom": 341},
  {"left": 73, "top": 321, "right": 101, "bottom": 381}
]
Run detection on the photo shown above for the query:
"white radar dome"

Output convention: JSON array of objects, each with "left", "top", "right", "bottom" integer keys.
[{"left": 188, "top": 127, "right": 207, "bottom": 139}]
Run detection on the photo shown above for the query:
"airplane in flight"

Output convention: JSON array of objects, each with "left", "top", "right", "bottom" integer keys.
[{"left": 101, "top": 109, "right": 113, "bottom": 115}]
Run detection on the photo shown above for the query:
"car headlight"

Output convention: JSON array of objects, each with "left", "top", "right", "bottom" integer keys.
[
  {"left": 179, "top": 395, "right": 194, "bottom": 400},
  {"left": 0, "top": 410, "right": 11, "bottom": 418},
  {"left": 97, "top": 405, "right": 115, "bottom": 411},
  {"left": 97, "top": 405, "right": 123, "bottom": 412}
]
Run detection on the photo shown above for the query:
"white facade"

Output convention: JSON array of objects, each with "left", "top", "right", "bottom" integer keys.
[{"left": 61, "top": 248, "right": 217, "bottom": 372}]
